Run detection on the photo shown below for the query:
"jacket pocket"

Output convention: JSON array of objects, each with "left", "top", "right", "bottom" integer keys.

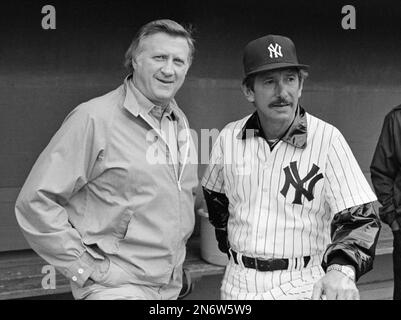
[
  {"left": 95, "top": 209, "right": 135, "bottom": 254},
  {"left": 91, "top": 257, "right": 131, "bottom": 288},
  {"left": 115, "top": 209, "right": 135, "bottom": 238}
]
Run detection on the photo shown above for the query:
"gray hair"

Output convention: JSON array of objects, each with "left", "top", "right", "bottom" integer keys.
[{"left": 124, "top": 19, "right": 195, "bottom": 73}]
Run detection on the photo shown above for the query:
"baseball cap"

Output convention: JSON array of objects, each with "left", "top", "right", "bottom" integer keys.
[{"left": 243, "top": 35, "right": 309, "bottom": 80}]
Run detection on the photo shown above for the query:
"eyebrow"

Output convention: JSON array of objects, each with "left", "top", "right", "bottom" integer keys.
[
  {"left": 260, "top": 74, "right": 275, "bottom": 79},
  {"left": 152, "top": 51, "right": 187, "bottom": 60},
  {"left": 285, "top": 72, "right": 298, "bottom": 76}
]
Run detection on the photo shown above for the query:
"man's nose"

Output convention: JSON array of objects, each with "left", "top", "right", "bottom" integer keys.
[
  {"left": 274, "top": 81, "right": 287, "bottom": 97},
  {"left": 161, "top": 59, "right": 174, "bottom": 76}
]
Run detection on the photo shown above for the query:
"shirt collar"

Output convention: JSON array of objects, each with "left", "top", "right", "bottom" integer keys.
[
  {"left": 123, "top": 74, "right": 177, "bottom": 121},
  {"left": 238, "top": 105, "right": 308, "bottom": 149}
]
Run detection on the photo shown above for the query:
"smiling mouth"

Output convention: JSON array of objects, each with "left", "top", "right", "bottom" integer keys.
[{"left": 157, "top": 78, "right": 175, "bottom": 85}]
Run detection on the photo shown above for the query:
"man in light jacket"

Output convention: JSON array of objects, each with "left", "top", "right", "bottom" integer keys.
[{"left": 15, "top": 19, "right": 198, "bottom": 300}]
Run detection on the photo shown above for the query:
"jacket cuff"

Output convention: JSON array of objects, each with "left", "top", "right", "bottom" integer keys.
[
  {"left": 58, "top": 251, "right": 99, "bottom": 287},
  {"left": 326, "top": 252, "right": 355, "bottom": 268},
  {"left": 322, "top": 244, "right": 367, "bottom": 281}
]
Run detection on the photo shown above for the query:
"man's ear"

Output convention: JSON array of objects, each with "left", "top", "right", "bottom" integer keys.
[
  {"left": 131, "top": 58, "right": 137, "bottom": 70},
  {"left": 241, "top": 83, "right": 255, "bottom": 103},
  {"left": 298, "top": 77, "right": 304, "bottom": 99}
]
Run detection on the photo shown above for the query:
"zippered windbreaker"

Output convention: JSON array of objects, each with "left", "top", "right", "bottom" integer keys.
[{"left": 15, "top": 77, "right": 199, "bottom": 287}]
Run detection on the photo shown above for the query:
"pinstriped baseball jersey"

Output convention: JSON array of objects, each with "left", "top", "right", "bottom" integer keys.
[{"left": 202, "top": 107, "right": 377, "bottom": 259}]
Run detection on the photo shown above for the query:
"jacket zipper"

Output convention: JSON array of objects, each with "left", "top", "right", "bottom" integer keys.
[
  {"left": 177, "top": 115, "right": 191, "bottom": 192},
  {"left": 139, "top": 113, "right": 183, "bottom": 191}
]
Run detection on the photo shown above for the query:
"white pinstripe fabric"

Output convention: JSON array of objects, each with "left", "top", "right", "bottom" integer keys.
[
  {"left": 202, "top": 112, "right": 377, "bottom": 299},
  {"left": 221, "top": 255, "right": 325, "bottom": 300}
]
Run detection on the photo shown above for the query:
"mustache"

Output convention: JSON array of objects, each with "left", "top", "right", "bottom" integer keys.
[{"left": 270, "top": 98, "right": 291, "bottom": 106}]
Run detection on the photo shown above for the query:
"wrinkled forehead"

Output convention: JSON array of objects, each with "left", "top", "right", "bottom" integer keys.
[
  {"left": 136, "top": 32, "right": 190, "bottom": 58},
  {"left": 256, "top": 67, "right": 300, "bottom": 79}
]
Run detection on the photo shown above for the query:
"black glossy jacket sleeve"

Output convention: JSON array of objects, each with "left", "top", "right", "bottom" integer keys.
[
  {"left": 322, "top": 202, "right": 381, "bottom": 281},
  {"left": 370, "top": 106, "right": 401, "bottom": 226},
  {"left": 202, "top": 187, "right": 230, "bottom": 255}
]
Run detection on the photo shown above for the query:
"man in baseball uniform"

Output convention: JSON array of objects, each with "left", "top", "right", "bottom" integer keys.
[{"left": 202, "top": 35, "right": 381, "bottom": 300}]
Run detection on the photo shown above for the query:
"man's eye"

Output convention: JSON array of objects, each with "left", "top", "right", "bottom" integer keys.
[
  {"left": 154, "top": 56, "right": 166, "bottom": 61},
  {"left": 174, "top": 59, "right": 185, "bottom": 65},
  {"left": 263, "top": 79, "right": 274, "bottom": 85},
  {"left": 287, "top": 76, "right": 297, "bottom": 82}
]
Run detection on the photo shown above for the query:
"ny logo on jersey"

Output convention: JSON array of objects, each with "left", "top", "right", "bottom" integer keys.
[
  {"left": 268, "top": 43, "right": 283, "bottom": 59},
  {"left": 280, "top": 161, "right": 323, "bottom": 205}
]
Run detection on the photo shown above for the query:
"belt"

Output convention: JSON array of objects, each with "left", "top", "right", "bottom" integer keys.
[{"left": 230, "top": 250, "right": 311, "bottom": 272}]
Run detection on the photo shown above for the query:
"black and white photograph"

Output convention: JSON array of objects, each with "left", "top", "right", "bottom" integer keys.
[{"left": 0, "top": 0, "right": 401, "bottom": 309}]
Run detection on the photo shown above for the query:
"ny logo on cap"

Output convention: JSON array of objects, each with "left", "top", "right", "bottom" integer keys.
[{"left": 268, "top": 43, "right": 283, "bottom": 59}]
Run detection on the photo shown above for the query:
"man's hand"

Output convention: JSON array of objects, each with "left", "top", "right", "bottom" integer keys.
[{"left": 311, "top": 270, "right": 359, "bottom": 300}]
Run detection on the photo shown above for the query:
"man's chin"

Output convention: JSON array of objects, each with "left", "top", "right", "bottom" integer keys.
[
  {"left": 153, "top": 94, "right": 175, "bottom": 106},
  {"left": 153, "top": 86, "right": 182, "bottom": 104}
]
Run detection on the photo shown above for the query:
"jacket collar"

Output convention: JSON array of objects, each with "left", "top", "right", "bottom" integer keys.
[
  {"left": 122, "top": 74, "right": 178, "bottom": 121},
  {"left": 238, "top": 105, "right": 308, "bottom": 149}
]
